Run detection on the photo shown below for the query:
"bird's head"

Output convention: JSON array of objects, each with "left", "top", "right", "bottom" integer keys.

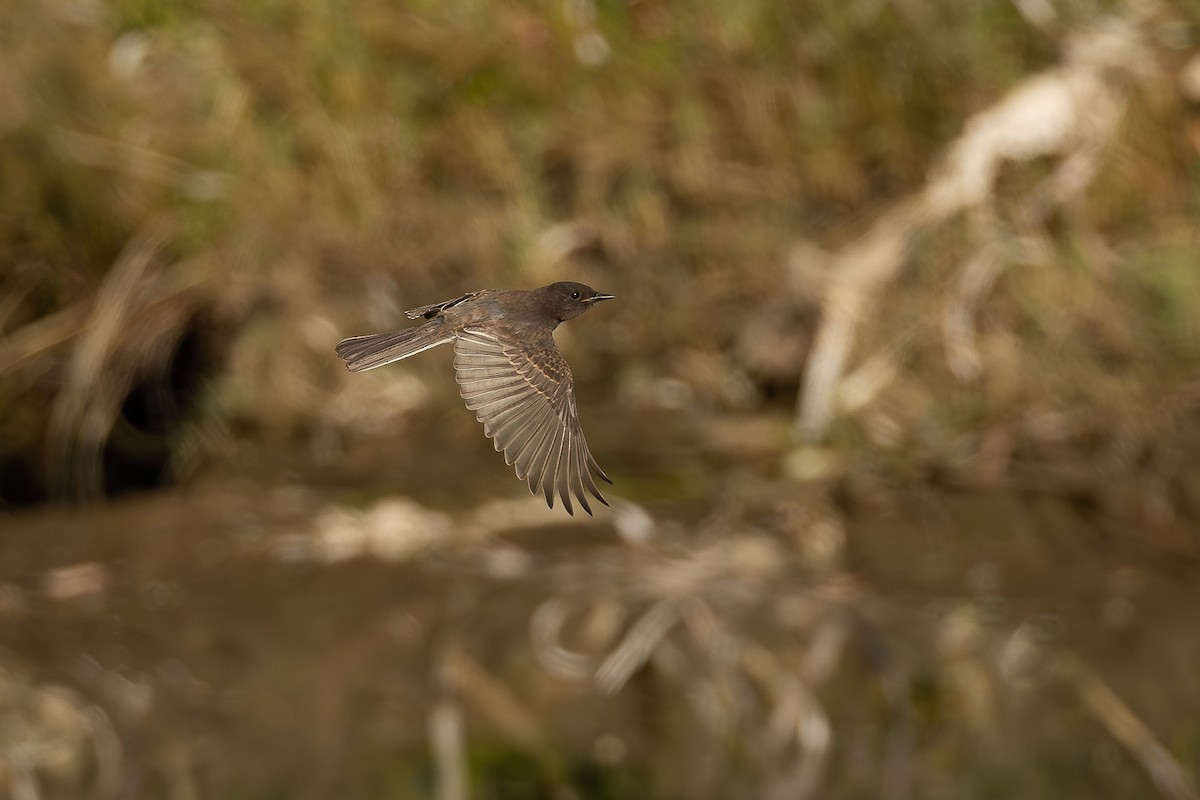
[{"left": 541, "top": 281, "right": 614, "bottom": 322}]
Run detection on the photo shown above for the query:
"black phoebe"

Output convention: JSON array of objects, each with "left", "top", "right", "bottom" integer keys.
[{"left": 335, "top": 281, "right": 615, "bottom": 515}]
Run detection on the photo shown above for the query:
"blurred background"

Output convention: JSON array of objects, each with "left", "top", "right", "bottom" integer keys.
[{"left": 2, "top": 0, "right": 1200, "bottom": 797}]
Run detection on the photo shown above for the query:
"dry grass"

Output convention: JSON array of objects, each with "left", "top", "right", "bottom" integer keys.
[{"left": 2, "top": 0, "right": 1194, "bottom": 504}]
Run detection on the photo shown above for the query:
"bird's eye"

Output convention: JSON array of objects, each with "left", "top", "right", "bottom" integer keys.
[{"left": 570, "top": 291, "right": 581, "bottom": 300}]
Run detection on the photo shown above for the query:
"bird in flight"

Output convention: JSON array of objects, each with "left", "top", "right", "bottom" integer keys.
[{"left": 335, "top": 281, "right": 615, "bottom": 515}]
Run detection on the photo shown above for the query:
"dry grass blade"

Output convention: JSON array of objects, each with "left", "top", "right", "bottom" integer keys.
[
  {"left": 44, "top": 220, "right": 196, "bottom": 501},
  {"left": 0, "top": 302, "right": 90, "bottom": 379},
  {"left": 0, "top": 263, "right": 41, "bottom": 332},
  {"left": 595, "top": 599, "right": 678, "bottom": 694},
  {"left": 740, "top": 643, "right": 833, "bottom": 800},
  {"left": 51, "top": 126, "right": 184, "bottom": 185},
  {"left": 1074, "top": 664, "right": 1198, "bottom": 800},
  {"left": 449, "top": 650, "right": 546, "bottom": 749},
  {"left": 84, "top": 704, "right": 124, "bottom": 800}
]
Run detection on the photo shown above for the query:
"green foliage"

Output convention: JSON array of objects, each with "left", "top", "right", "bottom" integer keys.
[{"left": 1126, "top": 245, "right": 1200, "bottom": 360}]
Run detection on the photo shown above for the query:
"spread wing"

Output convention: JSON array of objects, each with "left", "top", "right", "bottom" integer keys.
[{"left": 453, "top": 327, "right": 611, "bottom": 515}]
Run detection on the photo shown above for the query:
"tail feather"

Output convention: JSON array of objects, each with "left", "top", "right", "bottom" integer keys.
[{"left": 335, "top": 324, "right": 454, "bottom": 372}]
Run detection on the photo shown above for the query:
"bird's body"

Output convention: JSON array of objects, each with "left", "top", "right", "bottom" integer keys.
[{"left": 335, "top": 281, "right": 614, "bottom": 515}]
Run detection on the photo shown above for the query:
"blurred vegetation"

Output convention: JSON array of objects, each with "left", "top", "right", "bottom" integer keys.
[
  {"left": 2, "top": 0, "right": 1200, "bottom": 797},
  {"left": 2, "top": 0, "right": 1197, "bottom": 500}
]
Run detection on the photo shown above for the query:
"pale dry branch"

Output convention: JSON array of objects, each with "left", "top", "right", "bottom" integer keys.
[
  {"left": 929, "top": 17, "right": 1147, "bottom": 379},
  {"left": 943, "top": 239, "right": 1007, "bottom": 381},
  {"left": 796, "top": 12, "right": 1153, "bottom": 438},
  {"left": 925, "top": 69, "right": 1122, "bottom": 219},
  {"left": 795, "top": 201, "right": 923, "bottom": 439}
]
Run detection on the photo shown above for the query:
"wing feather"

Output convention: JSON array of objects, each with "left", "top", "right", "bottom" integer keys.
[
  {"left": 515, "top": 411, "right": 557, "bottom": 486},
  {"left": 539, "top": 421, "right": 565, "bottom": 511},
  {"left": 557, "top": 428, "right": 575, "bottom": 516},
  {"left": 495, "top": 405, "right": 544, "bottom": 463},
  {"left": 453, "top": 326, "right": 609, "bottom": 514}
]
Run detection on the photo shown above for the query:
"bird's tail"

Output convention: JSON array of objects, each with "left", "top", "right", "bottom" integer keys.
[{"left": 335, "top": 322, "right": 454, "bottom": 372}]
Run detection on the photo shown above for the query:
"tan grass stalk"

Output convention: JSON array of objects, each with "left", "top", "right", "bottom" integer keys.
[
  {"left": 45, "top": 220, "right": 196, "bottom": 500},
  {"left": 595, "top": 599, "right": 679, "bottom": 694},
  {"left": 1073, "top": 662, "right": 1198, "bottom": 800}
]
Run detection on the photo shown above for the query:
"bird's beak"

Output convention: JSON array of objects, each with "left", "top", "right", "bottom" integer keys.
[{"left": 585, "top": 292, "right": 615, "bottom": 304}]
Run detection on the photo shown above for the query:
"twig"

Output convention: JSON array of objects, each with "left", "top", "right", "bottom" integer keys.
[
  {"left": 595, "top": 599, "right": 678, "bottom": 694},
  {"left": 1072, "top": 662, "right": 1198, "bottom": 800}
]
